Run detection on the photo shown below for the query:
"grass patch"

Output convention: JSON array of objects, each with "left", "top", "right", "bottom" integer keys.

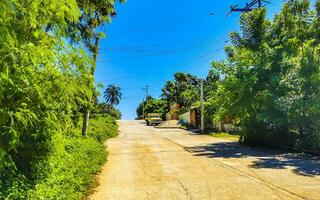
[{"left": 210, "top": 132, "right": 240, "bottom": 142}]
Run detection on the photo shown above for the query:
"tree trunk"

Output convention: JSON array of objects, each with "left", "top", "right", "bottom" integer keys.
[
  {"left": 82, "top": 37, "right": 100, "bottom": 136},
  {"left": 82, "top": 110, "right": 90, "bottom": 136}
]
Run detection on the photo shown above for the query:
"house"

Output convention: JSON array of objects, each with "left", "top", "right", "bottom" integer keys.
[
  {"left": 179, "top": 106, "right": 200, "bottom": 128},
  {"left": 165, "top": 103, "right": 180, "bottom": 120},
  {"left": 179, "top": 106, "right": 238, "bottom": 132}
]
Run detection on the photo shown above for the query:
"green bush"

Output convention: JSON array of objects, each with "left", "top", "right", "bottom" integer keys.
[
  {"left": 88, "top": 114, "right": 118, "bottom": 142},
  {"left": 0, "top": 153, "right": 29, "bottom": 199},
  {"left": 1, "top": 114, "right": 118, "bottom": 200},
  {"left": 240, "top": 121, "right": 297, "bottom": 148},
  {"left": 28, "top": 134, "right": 105, "bottom": 199},
  {"left": 27, "top": 114, "right": 118, "bottom": 200},
  {"left": 95, "top": 103, "right": 122, "bottom": 120},
  {"left": 297, "top": 129, "right": 320, "bottom": 151}
]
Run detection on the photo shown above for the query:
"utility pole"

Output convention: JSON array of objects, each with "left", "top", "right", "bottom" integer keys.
[
  {"left": 142, "top": 97, "right": 145, "bottom": 119},
  {"left": 145, "top": 85, "right": 149, "bottom": 100},
  {"left": 227, "top": 0, "right": 267, "bottom": 16},
  {"left": 200, "top": 79, "right": 204, "bottom": 134},
  {"left": 142, "top": 85, "right": 149, "bottom": 119},
  {"left": 82, "top": 36, "right": 100, "bottom": 136}
]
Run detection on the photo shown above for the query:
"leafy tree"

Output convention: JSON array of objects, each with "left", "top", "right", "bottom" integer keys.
[
  {"left": 203, "top": 69, "right": 220, "bottom": 129},
  {"left": 68, "top": 0, "right": 125, "bottom": 136},
  {"left": 103, "top": 84, "right": 122, "bottom": 106},
  {"left": 0, "top": 0, "right": 92, "bottom": 197},
  {"left": 69, "top": 0, "right": 124, "bottom": 50},
  {"left": 0, "top": 0, "right": 124, "bottom": 198},
  {"left": 161, "top": 72, "right": 200, "bottom": 108},
  {"left": 136, "top": 97, "right": 169, "bottom": 120},
  {"left": 96, "top": 102, "right": 122, "bottom": 119},
  {"left": 212, "top": 0, "right": 320, "bottom": 149},
  {"left": 136, "top": 96, "right": 152, "bottom": 119}
]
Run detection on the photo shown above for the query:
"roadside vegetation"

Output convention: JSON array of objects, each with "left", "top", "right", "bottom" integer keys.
[
  {"left": 211, "top": 0, "right": 320, "bottom": 150},
  {"left": 137, "top": 0, "right": 320, "bottom": 152},
  {"left": 95, "top": 103, "right": 122, "bottom": 120},
  {"left": 28, "top": 114, "right": 118, "bottom": 199},
  {"left": 0, "top": 0, "right": 123, "bottom": 199},
  {"left": 210, "top": 133, "right": 240, "bottom": 142},
  {"left": 136, "top": 73, "right": 200, "bottom": 119},
  {"left": 136, "top": 97, "right": 169, "bottom": 119}
]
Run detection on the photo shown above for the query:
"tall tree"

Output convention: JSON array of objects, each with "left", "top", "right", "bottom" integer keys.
[
  {"left": 161, "top": 72, "right": 200, "bottom": 108},
  {"left": 0, "top": 0, "right": 95, "bottom": 197},
  {"left": 103, "top": 84, "right": 122, "bottom": 106},
  {"left": 68, "top": 0, "right": 124, "bottom": 136},
  {"left": 212, "top": 0, "right": 320, "bottom": 149}
]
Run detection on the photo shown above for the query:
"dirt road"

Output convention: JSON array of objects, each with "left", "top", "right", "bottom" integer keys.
[{"left": 89, "top": 120, "right": 320, "bottom": 200}]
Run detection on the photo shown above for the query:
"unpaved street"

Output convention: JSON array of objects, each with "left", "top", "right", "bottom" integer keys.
[{"left": 89, "top": 120, "right": 320, "bottom": 200}]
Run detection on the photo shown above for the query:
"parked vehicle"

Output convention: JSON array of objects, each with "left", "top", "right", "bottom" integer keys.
[{"left": 145, "top": 113, "right": 162, "bottom": 126}]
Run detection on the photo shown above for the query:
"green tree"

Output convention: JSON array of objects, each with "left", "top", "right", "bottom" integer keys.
[
  {"left": 68, "top": 0, "right": 125, "bottom": 136},
  {"left": 203, "top": 69, "right": 220, "bottom": 129},
  {"left": 136, "top": 97, "right": 169, "bottom": 120},
  {"left": 96, "top": 103, "right": 122, "bottom": 119},
  {"left": 103, "top": 84, "right": 122, "bottom": 106},
  {"left": 212, "top": 0, "right": 320, "bottom": 149},
  {"left": 0, "top": 0, "right": 92, "bottom": 197},
  {"left": 0, "top": 0, "right": 124, "bottom": 198},
  {"left": 161, "top": 72, "right": 200, "bottom": 108}
]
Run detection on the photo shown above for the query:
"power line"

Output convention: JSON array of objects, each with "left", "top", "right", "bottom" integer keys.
[
  {"left": 121, "top": 96, "right": 144, "bottom": 100},
  {"left": 121, "top": 86, "right": 146, "bottom": 90},
  {"left": 96, "top": 7, "right": 235, "bottom": 74},
  {"left": 99, "top": 12, "right": 231, "bottom": 53},
  {"left": 98, "top": 8, "right": 233, "bottom": 63},
  {"left": 97, "top": 34, "right": 229, "bottom": 63},
  {"left": 99, "top": 36, "right": 219, "bottom": 50},
  {"left": 98, "top": 41, "right": 211, "bottom": 56},
  {"left": 97, "top": 50, "right": 187, "bottom": 63},
  {"left": 99, "top": 75, "right": 137, "bottom": 83},
  {"left": 97, "top": 46, "right": 225, "bottom": 63},
  {"left": 99, "top": 44, "right": 206, "bottom": 54},
  {"left": 107, "top": 12, "right": 216, "bottom": 39},
  {"left": 227, "top": 0, "right": 270, "bottom": 16}
]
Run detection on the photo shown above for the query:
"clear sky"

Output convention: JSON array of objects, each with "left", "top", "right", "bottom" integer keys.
[{"left": 95, "top": 0, "right": 283, "bottom": 119}]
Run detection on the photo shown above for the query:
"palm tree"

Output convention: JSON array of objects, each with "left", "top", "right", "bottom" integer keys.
[{"left": 104, "top": 84, "right": 122, "bottom": 106}]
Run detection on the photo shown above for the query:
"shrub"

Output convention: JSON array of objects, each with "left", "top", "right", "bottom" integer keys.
[
  {"left": 0, "top": 114, "right": 118, "bottom": 200},
  {"left": 27, "top": 114, "right": 118, "bottom": 199},
  {"left": 0, "top": 153, "right": 29, "bottom": 199},
  {"left": 28, "top": 134, "right": 106, "bottom": 200},
  {"left": 241, "top": 121, "right": 297, "bottom": 148},
  {"left": 88, "top": 114, "right": 118, "bottom": 142}
]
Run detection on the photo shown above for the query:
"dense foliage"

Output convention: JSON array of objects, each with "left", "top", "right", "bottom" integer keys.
[
  {"left": 211, "top": 0, "right": 320, "bottom": 150},
  {"left": 136, "top": 72, "right": 200, "bottom": 120},
  {"left": 136, "top": 97, "right": 169, "bottom": 119},
  {"left": 0, "top": 0, "right": 122, "bottom": 199},
  {"left": 161, "top": 72, "right": 200, "bottom": 108},
  {"left": 95, "top": 103, "right": 122, "bottom": 119},
  {"left": 28, "top": 114, "right": 118, "bottom": 199}
]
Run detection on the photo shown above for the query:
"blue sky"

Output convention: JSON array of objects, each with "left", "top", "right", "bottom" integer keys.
[{"left": 95, "top": 0, "right": 284, "bottom": 119}]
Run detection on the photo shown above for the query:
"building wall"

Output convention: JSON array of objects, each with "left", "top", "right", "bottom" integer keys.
[
  {"left": 166, "top": 103, "right": 180, "bottom": 120},
  {"left": 190, "top": 108, "right": 198, "bottom": 128},
  {"left": 179, "top": 111, "right": 190, "bottom": 125}
]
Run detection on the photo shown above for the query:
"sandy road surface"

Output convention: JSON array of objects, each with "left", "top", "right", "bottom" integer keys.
[{"left": 89, "top": 120, "right": 320, "bottom": 200}]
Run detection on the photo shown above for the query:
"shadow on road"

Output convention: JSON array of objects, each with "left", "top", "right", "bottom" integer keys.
[{"left": 186, "top": 142, "right": 320, "bottom": 177}]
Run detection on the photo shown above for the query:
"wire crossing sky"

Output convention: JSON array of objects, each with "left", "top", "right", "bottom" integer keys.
[{"left": 95, "top": 0, "right": 283, "bottom": 119}]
